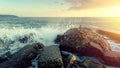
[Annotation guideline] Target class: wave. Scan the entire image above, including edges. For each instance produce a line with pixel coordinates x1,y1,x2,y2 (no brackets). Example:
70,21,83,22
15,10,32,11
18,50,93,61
0,22,120,59
0,23,79,56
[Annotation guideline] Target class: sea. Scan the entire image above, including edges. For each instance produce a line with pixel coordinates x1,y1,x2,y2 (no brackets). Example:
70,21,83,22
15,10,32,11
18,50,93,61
0,17,120,67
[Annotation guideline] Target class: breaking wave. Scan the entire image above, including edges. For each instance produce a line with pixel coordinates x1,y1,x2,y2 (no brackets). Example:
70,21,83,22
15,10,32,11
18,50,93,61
0,23,79,55
0,17,120,60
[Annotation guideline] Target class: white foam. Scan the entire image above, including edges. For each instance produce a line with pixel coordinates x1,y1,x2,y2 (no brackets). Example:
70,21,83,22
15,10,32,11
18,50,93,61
108,40,120,52
0,23,79,55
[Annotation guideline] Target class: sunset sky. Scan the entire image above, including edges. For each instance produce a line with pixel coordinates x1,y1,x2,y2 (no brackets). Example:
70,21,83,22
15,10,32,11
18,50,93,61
0,0,120,17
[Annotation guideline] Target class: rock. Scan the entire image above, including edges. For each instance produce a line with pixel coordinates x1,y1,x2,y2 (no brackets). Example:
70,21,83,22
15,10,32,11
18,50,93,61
37,46,63,68
0,39,4,49
19,33,34,43
19,36,28,43
0,51,12,63
61,51,77,68
61,51,105,68
82,60,105,68
0,43,44,68
0,39,10,63
55,28,120,67
96,29,120,42
55,35,63,44
73,60,105,68
0,57,8,63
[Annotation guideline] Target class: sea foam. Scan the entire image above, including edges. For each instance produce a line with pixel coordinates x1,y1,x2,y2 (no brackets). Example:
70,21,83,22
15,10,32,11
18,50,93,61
0,23,79,55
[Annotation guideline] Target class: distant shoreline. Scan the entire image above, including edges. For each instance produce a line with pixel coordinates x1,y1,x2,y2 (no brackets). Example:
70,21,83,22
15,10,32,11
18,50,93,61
0,15,18,18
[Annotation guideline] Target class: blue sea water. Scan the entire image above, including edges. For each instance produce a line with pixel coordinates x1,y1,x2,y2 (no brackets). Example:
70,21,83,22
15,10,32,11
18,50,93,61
0,17,120,57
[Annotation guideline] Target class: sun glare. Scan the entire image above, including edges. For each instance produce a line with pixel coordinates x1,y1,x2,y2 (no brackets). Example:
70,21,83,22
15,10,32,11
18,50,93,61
105,6,120,17
88,6,120,17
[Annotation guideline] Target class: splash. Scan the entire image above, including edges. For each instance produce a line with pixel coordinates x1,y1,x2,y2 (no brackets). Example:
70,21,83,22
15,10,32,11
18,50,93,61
0,23,79,56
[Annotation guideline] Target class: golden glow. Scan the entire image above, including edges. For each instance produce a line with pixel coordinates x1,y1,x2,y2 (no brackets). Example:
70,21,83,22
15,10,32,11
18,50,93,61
86,6,120,17
59,6,120,17
0,0,120,17
1,4,120,17
31,6,120,17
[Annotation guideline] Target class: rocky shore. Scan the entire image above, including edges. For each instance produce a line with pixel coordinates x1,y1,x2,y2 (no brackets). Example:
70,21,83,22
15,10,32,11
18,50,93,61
0,27,120,68
97,29,120,42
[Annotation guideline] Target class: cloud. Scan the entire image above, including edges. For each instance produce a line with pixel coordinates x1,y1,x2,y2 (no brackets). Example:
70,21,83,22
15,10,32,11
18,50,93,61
65,0,90,6
64,0,120,10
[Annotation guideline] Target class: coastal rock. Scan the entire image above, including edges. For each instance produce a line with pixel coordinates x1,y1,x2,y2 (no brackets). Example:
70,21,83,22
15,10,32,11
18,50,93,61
96,29,120,42
0,39,4,49
61,51,105,68
73,60,105,68
61,51,77,68
55,28,120,67
0,43,44,68
19,33,34,43
37,46,63,68
19,36,29,43
0,51,12,63
0,57,8,63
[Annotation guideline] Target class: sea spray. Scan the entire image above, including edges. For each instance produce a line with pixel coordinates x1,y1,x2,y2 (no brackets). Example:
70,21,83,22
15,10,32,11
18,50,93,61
0,17,120,68
0,23,79,56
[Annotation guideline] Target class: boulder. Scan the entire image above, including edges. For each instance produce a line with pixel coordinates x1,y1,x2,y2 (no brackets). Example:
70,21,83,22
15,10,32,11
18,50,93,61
19,36,29,43
0,43,44,68
19,33,34,43
0,57,8,63
61,51,105,68
55,28,120,67
73,60,105,68
37,46,63,68
0,51,12,63
61,51,77,68
96,29,120,42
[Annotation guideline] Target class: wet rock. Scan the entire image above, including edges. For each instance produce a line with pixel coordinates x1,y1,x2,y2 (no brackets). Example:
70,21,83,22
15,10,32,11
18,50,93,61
19,36,28,43
73,60,105,68
37,46,63,68
0,51,12,63
61,51,77,68
0,43,44,68
55,28,120,67
96,29,120,42
61,51,105,68
55,35,63,44
0,57,8,63
0,39,4,49
19,33,34,43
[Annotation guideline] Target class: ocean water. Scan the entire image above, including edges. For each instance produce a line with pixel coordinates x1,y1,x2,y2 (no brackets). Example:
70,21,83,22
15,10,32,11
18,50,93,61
0,17,120,56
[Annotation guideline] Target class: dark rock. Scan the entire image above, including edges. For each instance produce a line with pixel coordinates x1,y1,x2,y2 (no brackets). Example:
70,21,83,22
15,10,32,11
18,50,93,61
0,38,4,49
19,33,34,43
55,28,120,67
55,35,63,44
0,39,11,63
37,46,63,68
0,51,12,63
61,51,105,68
96,29,120,42
0,57,8,63
73,60,105,68
0,43,44,68
19,36,29,43
61,51,77,68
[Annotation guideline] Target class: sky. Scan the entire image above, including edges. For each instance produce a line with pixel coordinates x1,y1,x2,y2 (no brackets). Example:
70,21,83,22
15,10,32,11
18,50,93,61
0,0,120,17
